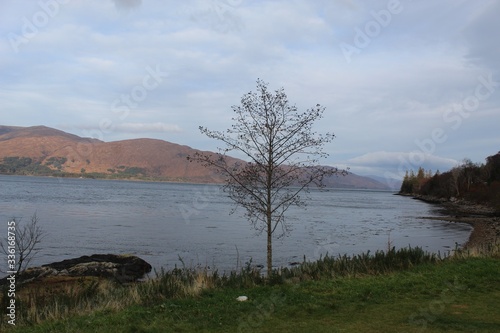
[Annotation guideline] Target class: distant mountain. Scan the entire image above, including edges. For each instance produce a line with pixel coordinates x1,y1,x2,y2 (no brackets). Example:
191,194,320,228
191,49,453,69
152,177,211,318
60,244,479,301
0,125,224,183
323,171,392,190
366,175,402,191
0,125,390,189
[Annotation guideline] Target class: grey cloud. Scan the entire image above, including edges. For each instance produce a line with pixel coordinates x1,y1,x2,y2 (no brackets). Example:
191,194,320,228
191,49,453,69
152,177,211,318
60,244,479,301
112,0,142,11
463,1,500,74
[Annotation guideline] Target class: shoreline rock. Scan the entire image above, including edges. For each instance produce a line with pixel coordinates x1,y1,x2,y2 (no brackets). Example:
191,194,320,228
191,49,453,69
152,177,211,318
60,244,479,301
0,254,152,285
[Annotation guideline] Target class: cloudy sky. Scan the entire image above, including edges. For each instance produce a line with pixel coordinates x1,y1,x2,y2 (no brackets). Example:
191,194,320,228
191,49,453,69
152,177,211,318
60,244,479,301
0,0,498,180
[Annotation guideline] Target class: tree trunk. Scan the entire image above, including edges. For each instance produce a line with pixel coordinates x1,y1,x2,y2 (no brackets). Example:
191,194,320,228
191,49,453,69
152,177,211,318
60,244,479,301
266,211,272,277
266,142,273,277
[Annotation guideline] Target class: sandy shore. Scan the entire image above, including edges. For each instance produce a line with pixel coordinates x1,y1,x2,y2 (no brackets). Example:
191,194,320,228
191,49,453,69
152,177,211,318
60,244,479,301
410,195,500,249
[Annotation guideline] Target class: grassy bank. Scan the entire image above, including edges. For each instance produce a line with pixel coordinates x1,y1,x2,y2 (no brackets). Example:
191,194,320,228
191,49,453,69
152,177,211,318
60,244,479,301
3,246,500,332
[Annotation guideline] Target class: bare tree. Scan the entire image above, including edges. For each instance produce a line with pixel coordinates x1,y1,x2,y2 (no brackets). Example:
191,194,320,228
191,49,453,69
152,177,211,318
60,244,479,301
189,79,344,275
1,213,45,275
461,158,480,192
450,166,462,197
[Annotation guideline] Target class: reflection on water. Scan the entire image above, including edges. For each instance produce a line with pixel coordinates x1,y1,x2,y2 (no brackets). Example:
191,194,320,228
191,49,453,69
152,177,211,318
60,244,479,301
0,175,472,272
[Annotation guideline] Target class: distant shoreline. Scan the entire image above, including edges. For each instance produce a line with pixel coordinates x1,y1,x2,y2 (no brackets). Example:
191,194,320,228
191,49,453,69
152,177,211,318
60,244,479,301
0,173,398,191
0,172,221,186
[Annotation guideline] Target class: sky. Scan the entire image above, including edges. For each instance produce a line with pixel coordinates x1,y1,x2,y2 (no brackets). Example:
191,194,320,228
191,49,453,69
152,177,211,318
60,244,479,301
0,0,499,182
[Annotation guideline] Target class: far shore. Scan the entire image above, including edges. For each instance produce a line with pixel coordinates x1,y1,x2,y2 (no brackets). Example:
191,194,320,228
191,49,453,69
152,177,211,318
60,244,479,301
0,172,222,186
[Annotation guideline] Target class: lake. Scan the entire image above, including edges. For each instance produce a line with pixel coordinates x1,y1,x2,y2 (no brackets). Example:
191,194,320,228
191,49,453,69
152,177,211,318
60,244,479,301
0,175,472,274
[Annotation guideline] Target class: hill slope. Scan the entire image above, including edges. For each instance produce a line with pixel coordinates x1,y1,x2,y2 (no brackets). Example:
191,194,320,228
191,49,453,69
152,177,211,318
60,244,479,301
0,125,390,189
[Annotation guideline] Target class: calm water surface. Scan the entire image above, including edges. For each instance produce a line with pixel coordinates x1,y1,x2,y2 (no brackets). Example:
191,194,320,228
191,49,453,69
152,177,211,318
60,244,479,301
0,175,472,273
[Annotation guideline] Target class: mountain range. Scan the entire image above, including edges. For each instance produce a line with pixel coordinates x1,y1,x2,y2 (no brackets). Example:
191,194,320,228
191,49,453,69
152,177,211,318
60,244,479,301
0,125,393,190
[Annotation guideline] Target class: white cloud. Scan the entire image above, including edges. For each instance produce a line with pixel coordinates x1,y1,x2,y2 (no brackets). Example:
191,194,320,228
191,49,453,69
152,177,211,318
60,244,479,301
344,151,459,179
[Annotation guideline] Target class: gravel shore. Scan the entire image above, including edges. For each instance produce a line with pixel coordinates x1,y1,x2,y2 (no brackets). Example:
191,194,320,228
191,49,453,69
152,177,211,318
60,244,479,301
409,195,500,249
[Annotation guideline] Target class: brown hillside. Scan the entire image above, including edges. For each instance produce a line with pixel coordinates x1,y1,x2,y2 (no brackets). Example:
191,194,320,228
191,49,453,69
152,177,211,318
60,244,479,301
0,125,23,136
0,126,224,182
0,125,390,189
79,138,225,182
0,125,91,142
0,125,98,158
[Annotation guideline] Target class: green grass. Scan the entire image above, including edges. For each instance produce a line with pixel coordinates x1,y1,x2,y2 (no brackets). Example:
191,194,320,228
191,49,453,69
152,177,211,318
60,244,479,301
5,255,500,333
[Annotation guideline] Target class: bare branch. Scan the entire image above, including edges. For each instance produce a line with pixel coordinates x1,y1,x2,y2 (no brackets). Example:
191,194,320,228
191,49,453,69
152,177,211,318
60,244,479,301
0,213,45,275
